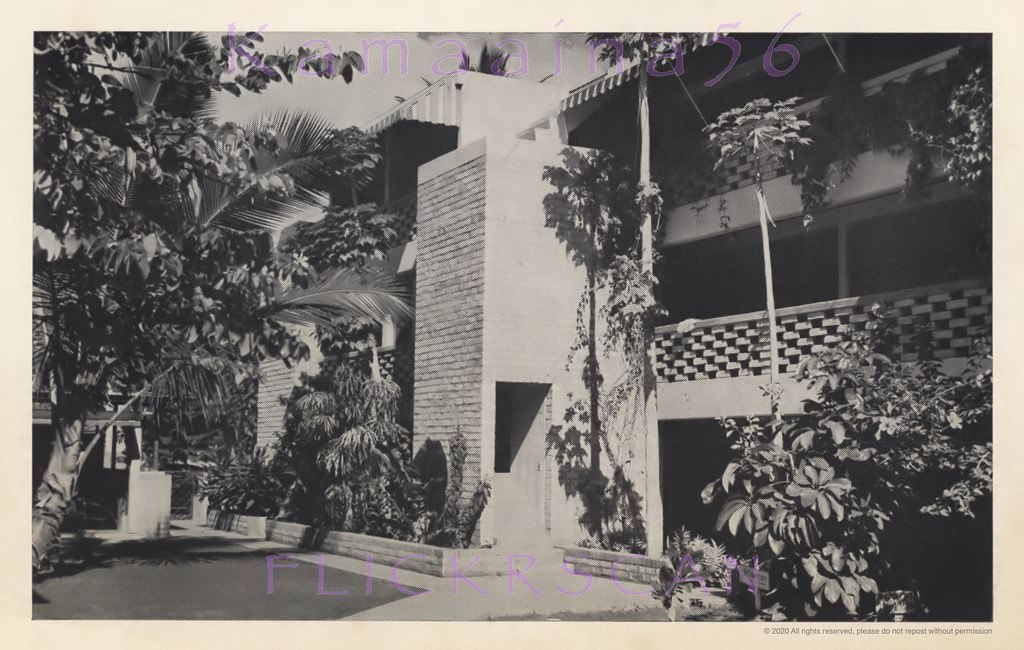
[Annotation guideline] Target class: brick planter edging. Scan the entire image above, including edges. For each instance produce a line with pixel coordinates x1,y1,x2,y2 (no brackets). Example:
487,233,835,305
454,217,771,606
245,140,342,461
316,530,519,577
211,514,537,578
558,546,662,586
266,520,314,547
205,508,267,538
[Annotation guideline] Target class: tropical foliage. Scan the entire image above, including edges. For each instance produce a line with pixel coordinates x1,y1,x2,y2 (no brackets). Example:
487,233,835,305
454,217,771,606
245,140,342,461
790,39,991,214
274,363,412,534
703,97,812,422
415,427,492,549
459,44,510,76
268,361,490,547
705,309,992,618
200,447,286,517
32,30,409,570
657,527,731,606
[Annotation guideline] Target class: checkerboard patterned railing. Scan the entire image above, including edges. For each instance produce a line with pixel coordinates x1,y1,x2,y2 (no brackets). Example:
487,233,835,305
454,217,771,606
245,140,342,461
319,343,412,388
676,151,790,206
654,280,992,383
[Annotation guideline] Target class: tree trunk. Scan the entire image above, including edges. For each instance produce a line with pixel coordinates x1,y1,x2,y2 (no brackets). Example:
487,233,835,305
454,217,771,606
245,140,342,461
756,185,782,425
33,411,85,571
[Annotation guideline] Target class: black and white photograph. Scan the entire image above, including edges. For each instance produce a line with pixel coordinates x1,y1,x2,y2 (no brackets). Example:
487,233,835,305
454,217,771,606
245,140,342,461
15,2,1012,637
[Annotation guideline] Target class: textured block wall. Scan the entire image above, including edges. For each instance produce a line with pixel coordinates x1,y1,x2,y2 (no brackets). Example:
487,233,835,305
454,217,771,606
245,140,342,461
655,279,992,383
413,152,488,488
255,358,299,451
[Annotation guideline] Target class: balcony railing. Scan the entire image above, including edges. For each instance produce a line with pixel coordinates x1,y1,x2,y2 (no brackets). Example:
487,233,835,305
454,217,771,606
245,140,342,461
667,47,961,210
654,279,991,383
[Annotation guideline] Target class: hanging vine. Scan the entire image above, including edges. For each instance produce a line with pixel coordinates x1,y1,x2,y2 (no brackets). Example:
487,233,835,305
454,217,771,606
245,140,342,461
790,37,991,218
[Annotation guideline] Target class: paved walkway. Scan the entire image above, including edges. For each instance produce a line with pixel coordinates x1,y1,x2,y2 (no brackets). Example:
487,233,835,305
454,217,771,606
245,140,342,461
33,523,669,621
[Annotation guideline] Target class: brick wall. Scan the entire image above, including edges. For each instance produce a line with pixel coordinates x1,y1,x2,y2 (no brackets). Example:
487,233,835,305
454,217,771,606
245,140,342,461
256,325,323,452
413,150,488,489
256,358,299,451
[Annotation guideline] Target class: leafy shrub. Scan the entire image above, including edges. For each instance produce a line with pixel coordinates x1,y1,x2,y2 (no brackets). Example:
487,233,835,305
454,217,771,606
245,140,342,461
654,527,732,608
273,363,414,535
410,427,491,549
199,447,285,517
272,361,492,547
706,308,992,619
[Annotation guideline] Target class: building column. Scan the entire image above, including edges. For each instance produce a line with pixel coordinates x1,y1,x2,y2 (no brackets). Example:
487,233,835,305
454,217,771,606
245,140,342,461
837,222,850,299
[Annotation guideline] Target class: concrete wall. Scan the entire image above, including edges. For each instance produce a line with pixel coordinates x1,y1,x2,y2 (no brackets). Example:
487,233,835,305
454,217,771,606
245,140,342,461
661,150,948,246
455,73,564,146
415,135,649,548
125,469,171,537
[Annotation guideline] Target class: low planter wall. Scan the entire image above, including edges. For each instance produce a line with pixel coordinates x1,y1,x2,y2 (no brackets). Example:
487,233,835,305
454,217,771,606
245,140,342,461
207,512,563,578
315,530,519,577
206,508,267,538
558,546,662,585
266,520,314,547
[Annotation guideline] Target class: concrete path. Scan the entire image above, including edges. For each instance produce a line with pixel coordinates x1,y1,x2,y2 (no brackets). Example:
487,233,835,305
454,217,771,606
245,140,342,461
33,522,669,621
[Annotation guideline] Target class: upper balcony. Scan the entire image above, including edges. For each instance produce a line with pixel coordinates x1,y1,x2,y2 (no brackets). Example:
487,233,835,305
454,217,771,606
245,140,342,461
659,46,963,247
654,278,991,385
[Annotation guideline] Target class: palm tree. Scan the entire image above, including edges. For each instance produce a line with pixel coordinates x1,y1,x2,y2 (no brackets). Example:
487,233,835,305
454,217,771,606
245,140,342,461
459,43,510,76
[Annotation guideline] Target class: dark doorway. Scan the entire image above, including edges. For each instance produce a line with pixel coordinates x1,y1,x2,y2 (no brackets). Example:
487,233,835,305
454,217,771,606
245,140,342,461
659,419,739,551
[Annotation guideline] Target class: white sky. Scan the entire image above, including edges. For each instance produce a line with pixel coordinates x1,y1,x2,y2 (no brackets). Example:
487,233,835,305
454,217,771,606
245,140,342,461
213,32,607,128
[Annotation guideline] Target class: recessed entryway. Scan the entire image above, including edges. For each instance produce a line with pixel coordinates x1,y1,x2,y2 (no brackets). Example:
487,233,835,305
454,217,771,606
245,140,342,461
492,382,550,546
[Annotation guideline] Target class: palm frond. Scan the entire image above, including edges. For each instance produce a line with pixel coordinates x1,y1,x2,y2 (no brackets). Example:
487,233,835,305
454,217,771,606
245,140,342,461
271,266,413,329
146,351,239,427
246,111,344,175
191,111,375,234
192,176,331,234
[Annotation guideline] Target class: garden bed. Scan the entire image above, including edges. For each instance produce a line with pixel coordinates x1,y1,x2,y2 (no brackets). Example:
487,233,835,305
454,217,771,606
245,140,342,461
206,512,535,577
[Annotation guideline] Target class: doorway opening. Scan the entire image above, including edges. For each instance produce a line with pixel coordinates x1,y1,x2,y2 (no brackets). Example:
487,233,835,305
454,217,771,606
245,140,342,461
659,419,742,552
492,382,550,544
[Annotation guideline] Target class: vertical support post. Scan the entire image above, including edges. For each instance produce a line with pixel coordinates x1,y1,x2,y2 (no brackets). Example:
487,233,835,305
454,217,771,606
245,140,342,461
639,72,664,558
454,82,464,147
383,128,392,204
837,222,850,299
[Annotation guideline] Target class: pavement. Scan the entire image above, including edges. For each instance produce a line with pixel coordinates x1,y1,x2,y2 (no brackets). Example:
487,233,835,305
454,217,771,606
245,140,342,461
32,521,670,621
